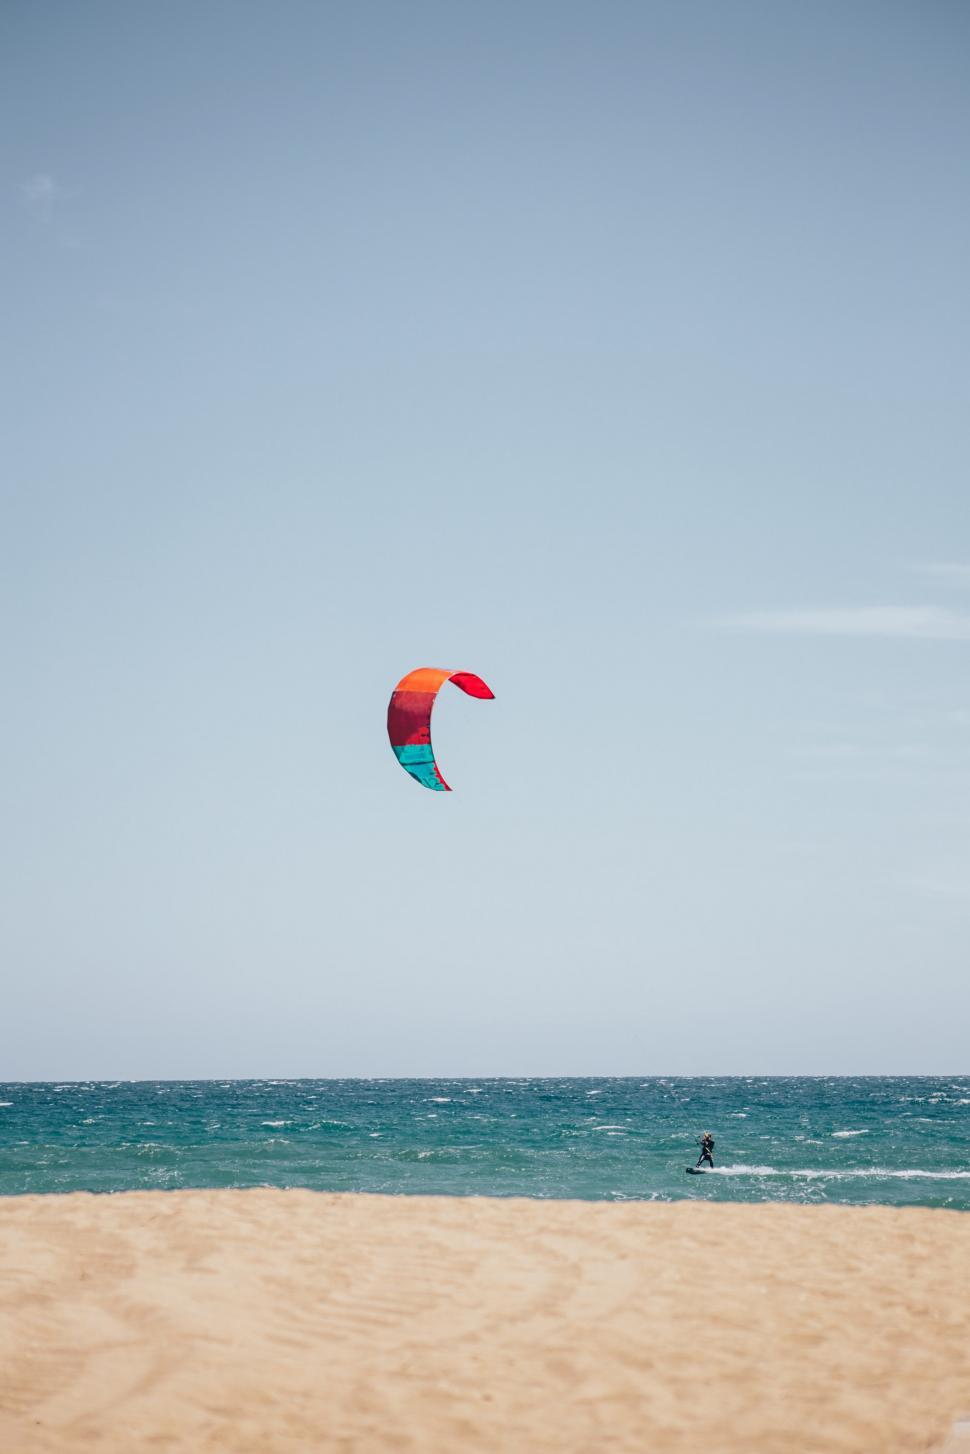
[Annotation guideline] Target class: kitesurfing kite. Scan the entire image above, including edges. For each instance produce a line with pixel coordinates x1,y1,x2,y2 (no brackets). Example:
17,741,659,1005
387,667,494,791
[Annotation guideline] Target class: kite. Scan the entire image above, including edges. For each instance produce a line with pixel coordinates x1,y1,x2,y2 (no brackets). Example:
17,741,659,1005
387,667,494,791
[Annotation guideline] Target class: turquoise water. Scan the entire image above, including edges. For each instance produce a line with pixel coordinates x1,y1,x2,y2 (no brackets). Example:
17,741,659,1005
1,1078,968,1205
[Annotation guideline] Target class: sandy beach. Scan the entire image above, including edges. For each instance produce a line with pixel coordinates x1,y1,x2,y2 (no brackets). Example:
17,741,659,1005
0,1192,968,1452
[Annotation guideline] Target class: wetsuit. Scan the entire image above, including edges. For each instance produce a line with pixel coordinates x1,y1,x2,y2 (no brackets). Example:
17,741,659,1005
695,1136,715,1168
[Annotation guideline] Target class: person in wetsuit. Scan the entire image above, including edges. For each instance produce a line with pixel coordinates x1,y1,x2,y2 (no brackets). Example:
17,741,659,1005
695,1131,715,1168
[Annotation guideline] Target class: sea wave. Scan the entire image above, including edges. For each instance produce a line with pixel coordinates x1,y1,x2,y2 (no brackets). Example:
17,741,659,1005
708,1164,970,1181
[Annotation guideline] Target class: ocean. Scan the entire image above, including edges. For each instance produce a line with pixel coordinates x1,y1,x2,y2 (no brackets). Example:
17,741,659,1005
1,1077,968,1206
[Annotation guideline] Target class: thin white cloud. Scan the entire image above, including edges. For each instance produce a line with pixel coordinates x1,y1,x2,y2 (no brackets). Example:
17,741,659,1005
19,173,81,248
21,172,68,214
789,742,861,761
907,864,970,903
908,561,970,588
717,607,970,640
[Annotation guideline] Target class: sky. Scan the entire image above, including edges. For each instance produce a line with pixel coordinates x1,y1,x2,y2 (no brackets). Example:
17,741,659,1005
2,1,969,1078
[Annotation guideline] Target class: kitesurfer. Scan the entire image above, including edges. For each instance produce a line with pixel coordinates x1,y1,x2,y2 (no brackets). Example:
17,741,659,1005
695,1131,715,1169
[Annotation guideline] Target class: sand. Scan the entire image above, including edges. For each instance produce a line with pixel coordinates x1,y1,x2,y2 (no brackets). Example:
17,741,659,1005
1,1191,969,1453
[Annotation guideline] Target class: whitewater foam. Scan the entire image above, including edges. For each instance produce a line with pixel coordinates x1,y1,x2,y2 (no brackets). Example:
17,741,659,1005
708,1164,970,1181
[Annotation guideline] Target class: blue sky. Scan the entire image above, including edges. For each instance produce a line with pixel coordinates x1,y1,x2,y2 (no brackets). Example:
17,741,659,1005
2,1,969,1077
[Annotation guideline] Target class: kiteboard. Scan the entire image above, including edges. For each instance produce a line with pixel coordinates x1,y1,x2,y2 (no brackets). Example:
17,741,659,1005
685,1166,708,1175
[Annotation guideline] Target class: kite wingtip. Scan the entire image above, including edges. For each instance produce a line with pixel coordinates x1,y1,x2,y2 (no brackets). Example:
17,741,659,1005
449,671,495,700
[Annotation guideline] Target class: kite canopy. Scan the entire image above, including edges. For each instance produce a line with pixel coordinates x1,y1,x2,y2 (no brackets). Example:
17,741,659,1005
387,667,494,791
